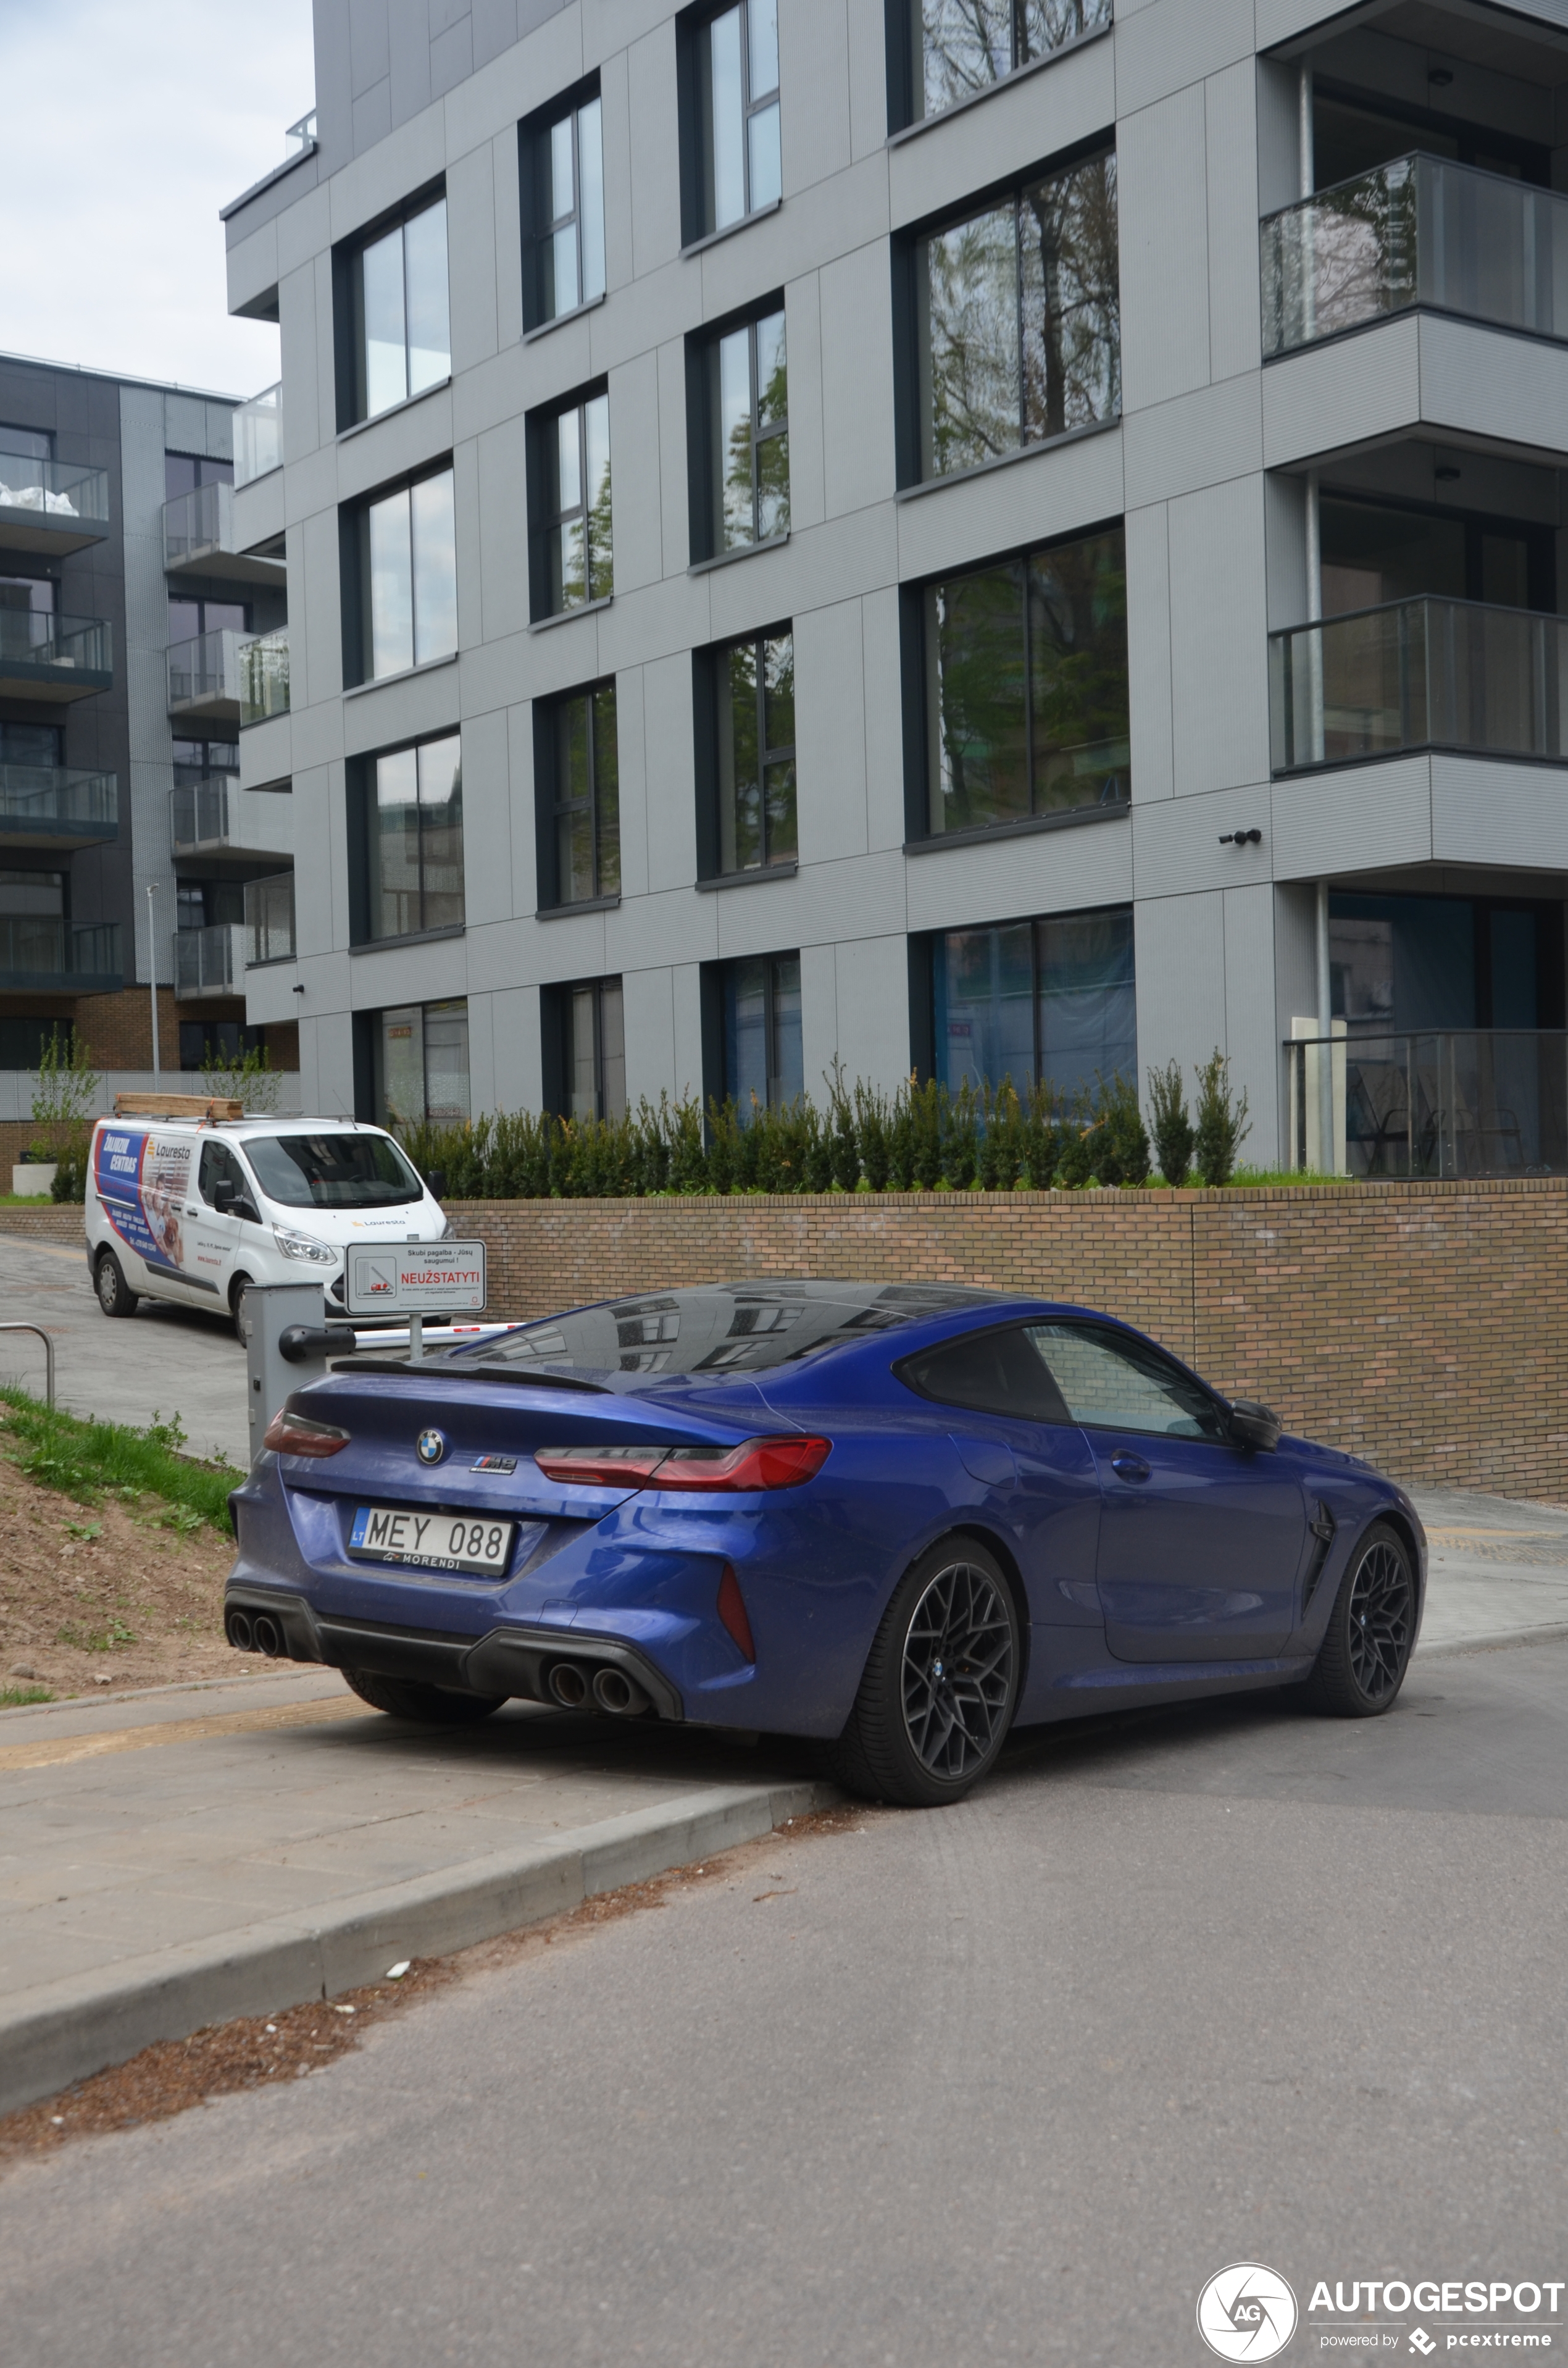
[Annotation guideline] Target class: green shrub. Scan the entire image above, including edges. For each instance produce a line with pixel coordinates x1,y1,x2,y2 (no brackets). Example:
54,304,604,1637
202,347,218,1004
1194,1049,1251,1186
1095,1073,1151,1188
1147,1059,1195,1187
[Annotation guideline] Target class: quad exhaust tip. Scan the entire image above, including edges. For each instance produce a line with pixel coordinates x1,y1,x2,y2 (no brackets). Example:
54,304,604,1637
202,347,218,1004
225,1608,254,1651
546,1660,651,1717
225,1607,283,1657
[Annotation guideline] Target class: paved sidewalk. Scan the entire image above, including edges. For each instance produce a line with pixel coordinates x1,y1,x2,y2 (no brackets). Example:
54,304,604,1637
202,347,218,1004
1409,1486,1568,1649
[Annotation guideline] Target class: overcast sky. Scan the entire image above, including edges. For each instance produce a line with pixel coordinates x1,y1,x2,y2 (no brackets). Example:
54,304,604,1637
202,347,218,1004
0,0,317,396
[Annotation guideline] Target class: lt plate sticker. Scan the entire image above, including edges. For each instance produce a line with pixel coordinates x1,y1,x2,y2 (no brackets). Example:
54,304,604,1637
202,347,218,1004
349,1505,514,1575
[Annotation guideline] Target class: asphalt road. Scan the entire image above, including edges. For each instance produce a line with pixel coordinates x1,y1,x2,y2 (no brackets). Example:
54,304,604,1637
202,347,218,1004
3,1634,1564,2368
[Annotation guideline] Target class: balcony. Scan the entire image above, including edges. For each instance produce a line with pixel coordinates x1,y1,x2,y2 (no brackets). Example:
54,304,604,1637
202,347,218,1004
170,777,291,863
239,629,289,726
0,609,112,701
233,383,281,488
0,764,117,850
162,481,286,586
1269,596,1568,773
1263,154,1568,362
1287,1029,1568,1179
167,628,242,721
244,871,295,966
0,918,120,992
173,921,247,999
0,455,109,554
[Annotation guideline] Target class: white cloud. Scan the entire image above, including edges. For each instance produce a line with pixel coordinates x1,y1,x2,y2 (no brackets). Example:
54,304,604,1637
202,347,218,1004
0,0,316,395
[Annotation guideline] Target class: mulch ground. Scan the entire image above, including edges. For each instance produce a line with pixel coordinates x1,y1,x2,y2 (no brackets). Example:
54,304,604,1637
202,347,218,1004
0,1423,238,1697
0,1804,875,2166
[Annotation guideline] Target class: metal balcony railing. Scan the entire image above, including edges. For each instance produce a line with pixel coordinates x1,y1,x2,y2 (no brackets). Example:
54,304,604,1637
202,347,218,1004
1269,595,1568,772
234,383,281,486
1262,153,1568,360
1287,1029,1568,1178
244,871,295,966
0,453,110,526
173,921,247,997
0,918,120,987
239,629,289,726
0,764,117,842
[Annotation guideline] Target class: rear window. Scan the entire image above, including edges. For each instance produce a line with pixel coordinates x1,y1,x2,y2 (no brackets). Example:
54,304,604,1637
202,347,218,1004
244,1132,424,1210
454,1282,1004,1379
898,1326,1070,1425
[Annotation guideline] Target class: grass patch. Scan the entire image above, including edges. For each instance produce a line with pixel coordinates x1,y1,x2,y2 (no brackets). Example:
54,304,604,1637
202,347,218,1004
0,1387,236,1536
0,1684,54,1707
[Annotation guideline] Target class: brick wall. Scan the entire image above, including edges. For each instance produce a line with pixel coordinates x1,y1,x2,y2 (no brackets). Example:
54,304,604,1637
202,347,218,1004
439,1183,1568,1499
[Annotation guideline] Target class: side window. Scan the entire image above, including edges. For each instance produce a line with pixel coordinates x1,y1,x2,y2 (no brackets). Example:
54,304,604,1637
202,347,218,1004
199,1142,256,1216
899,1324,1070,1425
1028,1323,1225,1441
198,1141,227,1203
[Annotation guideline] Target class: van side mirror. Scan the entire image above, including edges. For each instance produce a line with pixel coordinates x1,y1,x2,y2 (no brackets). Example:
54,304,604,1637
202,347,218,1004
212,1178,236,1212
426,1169,446,1200
1227,1397,1282,1453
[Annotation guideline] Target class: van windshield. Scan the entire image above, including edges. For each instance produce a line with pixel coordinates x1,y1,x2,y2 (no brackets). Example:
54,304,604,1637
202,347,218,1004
244,1132,424,1210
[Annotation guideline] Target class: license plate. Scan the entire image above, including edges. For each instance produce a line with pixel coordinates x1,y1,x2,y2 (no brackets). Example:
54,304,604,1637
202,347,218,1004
348,1505,514,1576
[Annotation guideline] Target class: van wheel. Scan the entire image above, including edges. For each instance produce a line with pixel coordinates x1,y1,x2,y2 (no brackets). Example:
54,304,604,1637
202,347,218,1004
95,1250,139,1319
230,1274,253,1342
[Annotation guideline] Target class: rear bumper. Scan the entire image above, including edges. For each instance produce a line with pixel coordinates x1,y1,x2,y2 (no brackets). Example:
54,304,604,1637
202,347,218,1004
222,1580,684,1719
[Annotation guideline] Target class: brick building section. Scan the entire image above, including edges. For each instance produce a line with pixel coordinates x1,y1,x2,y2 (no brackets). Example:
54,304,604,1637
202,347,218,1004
446,1181,1568,1498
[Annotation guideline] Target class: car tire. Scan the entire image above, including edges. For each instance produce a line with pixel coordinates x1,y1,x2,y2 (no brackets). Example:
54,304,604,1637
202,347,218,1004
340,1667,506,1724
1303,1519,1417,1718
94,1250,139,1319
832,1536,1022,1808
230,1274,253,1343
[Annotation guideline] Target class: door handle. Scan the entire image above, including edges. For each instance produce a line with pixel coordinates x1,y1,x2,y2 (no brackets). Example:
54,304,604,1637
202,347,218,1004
1110,1453,1150,1484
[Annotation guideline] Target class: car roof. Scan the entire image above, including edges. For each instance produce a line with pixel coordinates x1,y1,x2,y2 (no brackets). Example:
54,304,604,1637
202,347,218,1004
96,1115,390,1138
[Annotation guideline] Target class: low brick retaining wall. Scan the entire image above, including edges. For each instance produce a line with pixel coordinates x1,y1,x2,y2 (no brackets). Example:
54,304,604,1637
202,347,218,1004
445,1182,1567,1500
0,1208,85,1247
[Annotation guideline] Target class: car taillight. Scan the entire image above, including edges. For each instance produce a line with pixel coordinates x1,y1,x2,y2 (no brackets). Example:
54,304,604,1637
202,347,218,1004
263,1408,351,1457
533,1436,830,1492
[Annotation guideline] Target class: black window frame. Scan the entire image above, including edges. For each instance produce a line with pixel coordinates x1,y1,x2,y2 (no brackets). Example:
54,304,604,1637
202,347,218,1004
519,76,606,332
338,457,458,689
677,0,783,247
693,623,796,881
685,294,789,561
702,948,803,1108
533,679,621,912
332,178,451,432
885,0,1114,137
527,383,614,621
914,900,1136,1094
541,974,627,1121
346,729,465,949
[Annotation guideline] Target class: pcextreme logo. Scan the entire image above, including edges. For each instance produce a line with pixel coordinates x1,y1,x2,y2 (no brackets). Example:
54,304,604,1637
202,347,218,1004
1198,2264,1300,2361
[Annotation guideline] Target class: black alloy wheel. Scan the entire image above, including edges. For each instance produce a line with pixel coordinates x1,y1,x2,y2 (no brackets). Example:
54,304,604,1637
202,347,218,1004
833,1538,1021,1807
95,1249,138,1318
1304,1520,1416,1717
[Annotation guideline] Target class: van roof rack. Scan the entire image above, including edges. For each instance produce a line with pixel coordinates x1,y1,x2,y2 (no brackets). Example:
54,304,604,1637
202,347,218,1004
112,1094,246,1123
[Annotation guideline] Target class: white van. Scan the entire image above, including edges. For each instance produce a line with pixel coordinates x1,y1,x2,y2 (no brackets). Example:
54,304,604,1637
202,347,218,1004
85,1107,451,1336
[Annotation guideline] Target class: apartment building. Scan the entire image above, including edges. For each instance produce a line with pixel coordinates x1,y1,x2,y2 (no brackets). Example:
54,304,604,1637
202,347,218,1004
220,0,1568,1175
0,348,298,1166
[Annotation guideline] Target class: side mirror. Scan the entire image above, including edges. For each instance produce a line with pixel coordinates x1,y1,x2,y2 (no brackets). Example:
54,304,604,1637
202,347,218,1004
212,1178,236,1212
426,1168,446,1201
1227,1397,1283,1453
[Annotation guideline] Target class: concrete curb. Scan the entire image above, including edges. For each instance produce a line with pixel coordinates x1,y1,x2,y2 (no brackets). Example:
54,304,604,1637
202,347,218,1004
1415,1622,1568,1659
0,1776,838,2119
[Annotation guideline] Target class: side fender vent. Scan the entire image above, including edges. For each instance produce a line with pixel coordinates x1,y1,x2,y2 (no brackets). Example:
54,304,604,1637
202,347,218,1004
1301,1500,1337,1614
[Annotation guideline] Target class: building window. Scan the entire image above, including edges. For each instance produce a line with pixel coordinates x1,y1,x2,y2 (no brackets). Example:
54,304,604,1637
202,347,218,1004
164,452,233,499
372,998,470,1126
932,907,1135,1100
689,302,788,559
339,193,451,426
356,732,464,943
914,525,1128,839
522,85,605,328
172,735,239,785
909,148,1118,484
681,0,780,244
346,465,457,684
719,952,801,1108
699,630,796,876
546,977,627,1120
179,1018,261,1072
891,0,1112,130
530,390,612,617
168,596,249,646
537,682,619,908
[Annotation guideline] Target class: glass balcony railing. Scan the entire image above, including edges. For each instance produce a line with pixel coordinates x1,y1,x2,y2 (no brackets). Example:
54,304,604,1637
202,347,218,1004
0,918,120,985
1287,1029,1568,1178
234,383,281,487
0,609,111,694
0,764,117,842
1262,153,1568,360
239,629,289,726
174,921,246,998
167,628,240,712
170,777,235,852
286,110,317,156
1269,595,1568,772
0,453,109,527
244,870,295,966
163,480,236,567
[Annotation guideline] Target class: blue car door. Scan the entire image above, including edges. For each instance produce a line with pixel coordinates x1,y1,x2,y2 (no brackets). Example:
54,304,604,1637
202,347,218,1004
1028,1320,1307,1662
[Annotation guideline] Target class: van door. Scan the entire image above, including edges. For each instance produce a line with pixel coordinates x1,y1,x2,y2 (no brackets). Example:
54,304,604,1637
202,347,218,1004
183,1139,254,1312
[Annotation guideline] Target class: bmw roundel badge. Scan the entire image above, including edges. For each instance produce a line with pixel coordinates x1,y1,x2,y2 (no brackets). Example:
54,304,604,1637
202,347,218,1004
415,1428,447,1466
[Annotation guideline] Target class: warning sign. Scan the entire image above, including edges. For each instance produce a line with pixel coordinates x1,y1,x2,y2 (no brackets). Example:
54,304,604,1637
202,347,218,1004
344,1241,487,1315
